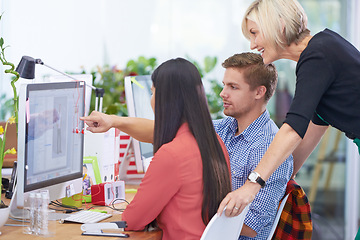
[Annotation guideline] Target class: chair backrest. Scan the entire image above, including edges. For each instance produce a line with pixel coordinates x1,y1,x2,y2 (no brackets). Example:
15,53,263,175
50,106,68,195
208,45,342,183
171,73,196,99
266,193,290,240
200,205,249,240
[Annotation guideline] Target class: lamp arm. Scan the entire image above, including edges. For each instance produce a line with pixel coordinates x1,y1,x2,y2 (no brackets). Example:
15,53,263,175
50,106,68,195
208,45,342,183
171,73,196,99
36,59,96,91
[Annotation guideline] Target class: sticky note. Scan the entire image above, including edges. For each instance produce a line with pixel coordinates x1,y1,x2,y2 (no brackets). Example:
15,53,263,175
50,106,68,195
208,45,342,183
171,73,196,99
125,188,137,193
130,77,144,89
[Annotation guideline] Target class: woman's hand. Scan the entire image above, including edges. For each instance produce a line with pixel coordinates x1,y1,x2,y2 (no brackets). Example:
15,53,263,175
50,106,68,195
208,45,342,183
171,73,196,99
217,181,260,217
80,111,113,133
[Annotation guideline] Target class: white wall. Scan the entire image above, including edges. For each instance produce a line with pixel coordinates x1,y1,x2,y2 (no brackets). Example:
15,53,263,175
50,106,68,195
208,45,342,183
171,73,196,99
0,0,252,97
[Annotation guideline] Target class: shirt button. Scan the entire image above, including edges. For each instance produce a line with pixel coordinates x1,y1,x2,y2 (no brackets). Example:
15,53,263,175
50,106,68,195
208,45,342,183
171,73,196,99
232,171,236,175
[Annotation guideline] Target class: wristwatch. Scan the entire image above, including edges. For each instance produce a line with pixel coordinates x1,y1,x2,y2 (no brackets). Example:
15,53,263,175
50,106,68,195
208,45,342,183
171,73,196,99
247,171,266,188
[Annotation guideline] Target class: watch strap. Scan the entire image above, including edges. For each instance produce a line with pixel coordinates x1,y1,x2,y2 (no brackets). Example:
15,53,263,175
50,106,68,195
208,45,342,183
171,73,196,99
255,175,265,188
248,171,266,188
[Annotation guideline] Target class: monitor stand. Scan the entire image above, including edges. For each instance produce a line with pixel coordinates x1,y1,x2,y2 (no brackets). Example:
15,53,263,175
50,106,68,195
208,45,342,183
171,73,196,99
9,187,68,221
9,187,28,219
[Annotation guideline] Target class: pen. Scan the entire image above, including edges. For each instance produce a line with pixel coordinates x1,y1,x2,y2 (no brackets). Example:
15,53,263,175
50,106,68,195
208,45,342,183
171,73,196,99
5,224,27,227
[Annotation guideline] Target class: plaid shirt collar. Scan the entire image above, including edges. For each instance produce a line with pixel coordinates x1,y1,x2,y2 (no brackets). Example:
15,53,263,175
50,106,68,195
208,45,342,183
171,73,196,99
229,109,271,142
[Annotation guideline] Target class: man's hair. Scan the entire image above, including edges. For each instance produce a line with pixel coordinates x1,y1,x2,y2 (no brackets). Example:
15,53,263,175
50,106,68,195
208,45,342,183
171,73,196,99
222,52,277,102
241,0,310,48
151,58,231,224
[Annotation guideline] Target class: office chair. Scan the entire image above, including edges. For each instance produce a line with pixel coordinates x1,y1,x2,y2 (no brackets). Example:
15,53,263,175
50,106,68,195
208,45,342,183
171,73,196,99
268,179,313,240
200,205,249,240
266,193,290,240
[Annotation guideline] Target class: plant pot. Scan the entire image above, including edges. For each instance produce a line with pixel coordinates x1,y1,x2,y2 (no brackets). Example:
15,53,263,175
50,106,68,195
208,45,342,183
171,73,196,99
0,206,10,234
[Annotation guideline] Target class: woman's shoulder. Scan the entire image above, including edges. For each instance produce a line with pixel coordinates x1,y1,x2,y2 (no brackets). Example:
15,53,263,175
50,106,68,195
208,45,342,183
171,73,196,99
156,124,198,157
307,28,350,52
300,28,359,68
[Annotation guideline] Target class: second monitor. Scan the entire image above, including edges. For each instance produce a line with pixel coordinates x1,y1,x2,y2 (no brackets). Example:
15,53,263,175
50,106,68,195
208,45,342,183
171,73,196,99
124,75,154,174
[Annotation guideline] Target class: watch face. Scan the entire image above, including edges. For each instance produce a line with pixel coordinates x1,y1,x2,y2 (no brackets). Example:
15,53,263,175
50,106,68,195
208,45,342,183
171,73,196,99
248,172,258,182
248,171,265,188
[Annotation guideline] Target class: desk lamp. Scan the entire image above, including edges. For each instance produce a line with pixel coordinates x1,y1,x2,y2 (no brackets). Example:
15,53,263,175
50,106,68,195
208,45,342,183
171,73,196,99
16,55,104,111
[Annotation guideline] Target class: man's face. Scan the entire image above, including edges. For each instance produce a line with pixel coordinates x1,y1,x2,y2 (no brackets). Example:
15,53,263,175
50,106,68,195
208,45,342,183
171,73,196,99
220,68,258,119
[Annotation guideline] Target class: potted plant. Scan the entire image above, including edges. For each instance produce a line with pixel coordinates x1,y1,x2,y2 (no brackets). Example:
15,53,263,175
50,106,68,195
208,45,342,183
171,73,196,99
187,56,224,119
89,56,157,116
0,13,19,230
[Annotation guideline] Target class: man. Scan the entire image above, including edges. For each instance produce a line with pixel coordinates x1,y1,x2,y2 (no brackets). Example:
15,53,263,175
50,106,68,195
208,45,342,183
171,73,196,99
214,53,292,239
81,53,293,239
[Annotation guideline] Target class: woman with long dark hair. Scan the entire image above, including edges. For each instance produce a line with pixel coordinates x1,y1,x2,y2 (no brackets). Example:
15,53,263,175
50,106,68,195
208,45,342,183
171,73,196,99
82,58,231,239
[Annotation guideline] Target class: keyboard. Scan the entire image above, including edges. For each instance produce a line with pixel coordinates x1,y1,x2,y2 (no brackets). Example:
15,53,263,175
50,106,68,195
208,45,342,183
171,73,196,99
60,210,112,224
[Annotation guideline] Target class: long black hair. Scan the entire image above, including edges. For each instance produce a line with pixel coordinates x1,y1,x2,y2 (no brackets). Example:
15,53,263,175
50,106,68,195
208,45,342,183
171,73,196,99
151,58,231,224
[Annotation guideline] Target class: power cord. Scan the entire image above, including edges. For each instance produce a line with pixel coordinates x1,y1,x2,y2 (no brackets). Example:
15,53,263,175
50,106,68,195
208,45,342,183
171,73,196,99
49,200,83,213
85,198,130,212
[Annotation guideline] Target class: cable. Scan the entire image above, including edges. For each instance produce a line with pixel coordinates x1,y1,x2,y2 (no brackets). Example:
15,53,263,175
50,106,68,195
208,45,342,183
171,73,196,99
8,217,30,223
110,198,130,212
83,198,129,212
49,200,83,212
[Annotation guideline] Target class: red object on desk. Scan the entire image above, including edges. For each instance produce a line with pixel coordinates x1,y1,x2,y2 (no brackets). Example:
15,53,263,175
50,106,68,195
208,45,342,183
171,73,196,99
91,183,112,206
91,181,125,206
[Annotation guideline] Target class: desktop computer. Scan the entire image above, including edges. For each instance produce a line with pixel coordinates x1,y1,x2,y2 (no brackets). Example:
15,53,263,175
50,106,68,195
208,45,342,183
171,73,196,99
10,81,85,219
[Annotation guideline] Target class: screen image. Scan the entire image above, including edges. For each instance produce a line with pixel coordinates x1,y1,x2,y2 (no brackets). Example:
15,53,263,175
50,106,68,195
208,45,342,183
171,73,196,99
11,80,86,219
24,82,84,192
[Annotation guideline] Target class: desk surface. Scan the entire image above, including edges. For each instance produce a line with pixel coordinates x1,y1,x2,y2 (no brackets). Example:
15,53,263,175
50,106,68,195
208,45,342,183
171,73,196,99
0,185,162,240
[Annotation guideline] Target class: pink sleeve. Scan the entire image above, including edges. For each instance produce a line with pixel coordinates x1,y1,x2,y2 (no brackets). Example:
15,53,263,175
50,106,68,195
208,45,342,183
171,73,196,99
122,147,180,230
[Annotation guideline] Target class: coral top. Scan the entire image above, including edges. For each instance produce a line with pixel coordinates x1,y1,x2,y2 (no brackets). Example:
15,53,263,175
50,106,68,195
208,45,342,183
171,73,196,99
122,123,230,240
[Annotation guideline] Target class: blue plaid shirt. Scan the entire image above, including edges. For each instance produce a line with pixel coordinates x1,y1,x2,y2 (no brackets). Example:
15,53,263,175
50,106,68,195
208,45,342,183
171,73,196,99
213,110,293,240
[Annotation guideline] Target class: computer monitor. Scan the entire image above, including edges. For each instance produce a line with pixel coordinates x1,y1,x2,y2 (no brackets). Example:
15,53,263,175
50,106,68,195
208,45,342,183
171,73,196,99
10,81,85,218
44,74,93,116
124,75,154,173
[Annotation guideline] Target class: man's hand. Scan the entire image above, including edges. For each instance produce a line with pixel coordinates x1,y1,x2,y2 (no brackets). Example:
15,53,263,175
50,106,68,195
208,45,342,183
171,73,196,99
80,111,113,133
217,181,261,217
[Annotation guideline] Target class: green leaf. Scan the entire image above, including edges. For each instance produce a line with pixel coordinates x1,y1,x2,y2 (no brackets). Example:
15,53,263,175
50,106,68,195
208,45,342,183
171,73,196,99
104,103,120,115
204,56,217,73
0,137,4,164
0,37,4,48
118,104,128,116
148,58,157,68
126,60,136,68
138,56,146,63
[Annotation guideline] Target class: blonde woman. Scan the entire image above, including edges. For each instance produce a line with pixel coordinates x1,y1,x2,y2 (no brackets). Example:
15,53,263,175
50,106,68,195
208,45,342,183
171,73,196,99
218,0,360,218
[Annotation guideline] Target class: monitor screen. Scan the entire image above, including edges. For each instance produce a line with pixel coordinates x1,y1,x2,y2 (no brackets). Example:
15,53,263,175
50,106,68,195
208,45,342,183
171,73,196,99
14,81,85,211
44,74,93,117
124,75,154,173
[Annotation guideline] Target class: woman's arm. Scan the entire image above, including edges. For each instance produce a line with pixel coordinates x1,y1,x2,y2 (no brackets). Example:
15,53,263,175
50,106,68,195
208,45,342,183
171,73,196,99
80,111,155,143
217,123,301,216
254,123,301,179
292,121,328,177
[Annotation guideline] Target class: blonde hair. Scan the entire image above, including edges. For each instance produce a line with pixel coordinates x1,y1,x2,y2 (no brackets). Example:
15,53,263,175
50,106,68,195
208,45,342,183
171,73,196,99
241,0,310,48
